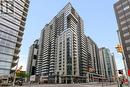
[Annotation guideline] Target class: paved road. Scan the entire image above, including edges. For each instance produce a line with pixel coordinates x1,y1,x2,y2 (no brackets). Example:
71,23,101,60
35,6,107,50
11,83,119,87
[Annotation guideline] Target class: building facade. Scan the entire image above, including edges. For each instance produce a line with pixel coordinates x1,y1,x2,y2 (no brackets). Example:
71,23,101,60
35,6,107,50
111,53,117,81
85,36,101,74
56,29,80,83
27,39,39,76
36,3,88,83
114,0,130,73
25,2,118,83
0,0,29,75
85,36,101,82
99,48,116,81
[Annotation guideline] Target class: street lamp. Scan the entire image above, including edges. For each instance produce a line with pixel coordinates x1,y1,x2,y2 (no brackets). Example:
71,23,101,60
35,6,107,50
115,44,130,87
117,30,130,87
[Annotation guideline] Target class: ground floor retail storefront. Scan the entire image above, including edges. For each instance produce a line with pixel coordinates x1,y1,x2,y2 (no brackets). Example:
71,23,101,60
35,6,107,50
39,73,108,84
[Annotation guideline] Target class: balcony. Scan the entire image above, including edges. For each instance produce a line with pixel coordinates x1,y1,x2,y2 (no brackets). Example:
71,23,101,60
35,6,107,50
13,54,19,60
16,42,22,48
14,47,20,54
19,26,24,31
17,36,23,42
18,30,24,37
11,60,17,68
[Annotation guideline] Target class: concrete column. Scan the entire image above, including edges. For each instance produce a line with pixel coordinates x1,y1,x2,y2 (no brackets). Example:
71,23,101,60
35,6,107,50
66,77,67,84
59,76,61,83
55,76,57,83
71,76,73,83
87,72,89,83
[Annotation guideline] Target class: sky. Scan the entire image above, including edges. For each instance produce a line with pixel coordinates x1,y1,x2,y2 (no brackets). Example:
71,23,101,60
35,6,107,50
19,0,125,71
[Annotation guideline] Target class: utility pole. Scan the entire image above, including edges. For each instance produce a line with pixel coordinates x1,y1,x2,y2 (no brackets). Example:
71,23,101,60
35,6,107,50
117,30,130,87
115,44,130,87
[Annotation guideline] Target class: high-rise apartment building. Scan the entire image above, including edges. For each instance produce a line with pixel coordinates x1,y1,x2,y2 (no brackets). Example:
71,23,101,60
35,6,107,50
111,53,117,80
0,0,29,75
27,39,39,75
99,48,116,81
114,0,130,74
85,37,101,82
26,2,117,83
85,36,101,81
36,3,88,83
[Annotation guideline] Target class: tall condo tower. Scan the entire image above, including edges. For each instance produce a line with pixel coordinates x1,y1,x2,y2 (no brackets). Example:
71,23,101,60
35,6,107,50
0,0,29,75
36,3,87,83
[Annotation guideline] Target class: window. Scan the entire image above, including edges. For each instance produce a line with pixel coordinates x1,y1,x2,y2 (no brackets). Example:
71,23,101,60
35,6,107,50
0,46,14,55
125,39,130,43
0,54,13,62
123,5,129,11
120,20,126,25
0,38,16,48
124,32,129,37
116,4,121,9
0,62,11,69
0,0,14,14
127,18,130,22
122,1,128,5
118,10,123,14
122,26,128,31
125,12,130,16
0,69,10,75
127,47,130,51
128,55,130,59
0,31,17,42
0,24,18,36
0,18,20,30
119,15,125,19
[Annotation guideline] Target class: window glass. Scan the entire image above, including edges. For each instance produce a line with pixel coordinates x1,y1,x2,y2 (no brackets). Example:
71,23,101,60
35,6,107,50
0,54,13,62
124,32,129,37
116,4,121,9
122,26,128,31
0,38,16,48
125,39,130,43
0,69,10,75
0,46,14,55
127,47,130,51
120,20,126,25
0,31,17,42
123,5,129,11
0,62,11,69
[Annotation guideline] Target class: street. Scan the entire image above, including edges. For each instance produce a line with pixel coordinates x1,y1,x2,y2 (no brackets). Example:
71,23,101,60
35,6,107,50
11,83,119,87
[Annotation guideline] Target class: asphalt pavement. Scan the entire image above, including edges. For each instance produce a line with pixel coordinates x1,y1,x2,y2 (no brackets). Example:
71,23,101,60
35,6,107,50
10,83,119,87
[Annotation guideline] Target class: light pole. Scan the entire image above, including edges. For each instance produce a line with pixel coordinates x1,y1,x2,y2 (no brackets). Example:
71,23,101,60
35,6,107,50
115,44,130,87
117,30,130,87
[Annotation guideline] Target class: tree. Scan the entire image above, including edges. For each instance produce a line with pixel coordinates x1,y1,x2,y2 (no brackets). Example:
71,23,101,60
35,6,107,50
16,71,30,78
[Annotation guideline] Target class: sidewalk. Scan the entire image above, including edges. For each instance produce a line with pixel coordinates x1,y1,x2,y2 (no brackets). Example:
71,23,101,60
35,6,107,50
81,83,118,87
9,82,119,87
122,84,128,87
